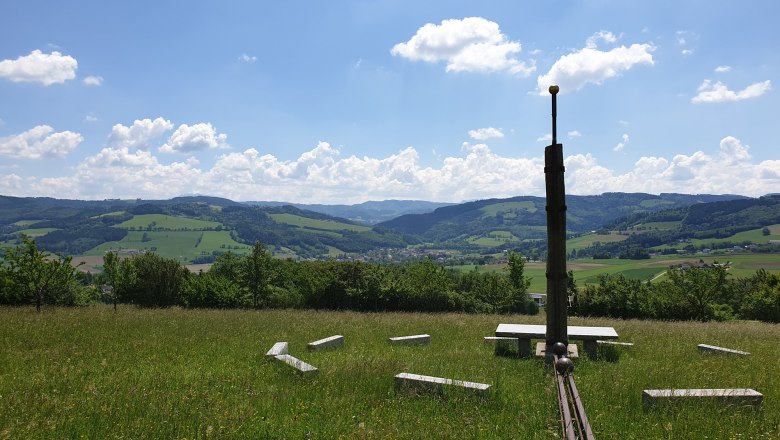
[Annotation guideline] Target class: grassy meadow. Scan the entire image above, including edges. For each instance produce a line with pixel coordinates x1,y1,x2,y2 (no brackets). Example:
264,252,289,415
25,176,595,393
1,306,778,439
269,213,371,232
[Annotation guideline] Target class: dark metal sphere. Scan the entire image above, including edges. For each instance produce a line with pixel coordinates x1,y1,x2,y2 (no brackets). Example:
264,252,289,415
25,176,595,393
549,84,560,95
552,342,567,356
555,356,574,375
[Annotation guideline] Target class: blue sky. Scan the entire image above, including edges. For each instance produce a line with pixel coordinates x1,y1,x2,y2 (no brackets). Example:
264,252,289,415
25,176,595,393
0,1,777,203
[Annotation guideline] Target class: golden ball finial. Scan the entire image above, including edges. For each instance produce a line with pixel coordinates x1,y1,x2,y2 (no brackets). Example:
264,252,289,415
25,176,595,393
549,85,560,95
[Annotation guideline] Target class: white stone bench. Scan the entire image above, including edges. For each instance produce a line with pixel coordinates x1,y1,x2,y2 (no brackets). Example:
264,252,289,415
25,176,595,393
597,340,633,347
698,344,750,356
307,335,344,351
389,334,430,345
274,354,318,374
394,372,490,396
265,341,289,360
643,389,762,407
495,324,618,359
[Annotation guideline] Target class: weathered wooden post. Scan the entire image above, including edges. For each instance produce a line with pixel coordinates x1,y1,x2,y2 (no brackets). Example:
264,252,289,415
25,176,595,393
545,85,568,347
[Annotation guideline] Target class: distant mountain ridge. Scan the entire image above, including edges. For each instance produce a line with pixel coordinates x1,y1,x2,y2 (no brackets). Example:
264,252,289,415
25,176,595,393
244,199,454,224
1,192,771,261
376,193,749,241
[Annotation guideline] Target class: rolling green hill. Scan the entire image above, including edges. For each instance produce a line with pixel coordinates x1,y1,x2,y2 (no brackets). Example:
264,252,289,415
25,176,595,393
0,196,409,261
1,193,776,263
377,193,748,250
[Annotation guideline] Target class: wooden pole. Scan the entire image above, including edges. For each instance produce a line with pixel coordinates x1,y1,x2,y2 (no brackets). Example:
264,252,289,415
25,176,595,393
545,85,568,346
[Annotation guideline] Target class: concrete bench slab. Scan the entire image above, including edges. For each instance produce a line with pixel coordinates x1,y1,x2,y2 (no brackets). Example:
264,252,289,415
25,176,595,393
496,323,618,359
389,334,430,345
597,340,634,347
265,341,289,360
394,372,490,396
484,336,516,344
307,335,344,351
698,344,750,356
535,342,578,358
643,388,762,407
274,354,318,374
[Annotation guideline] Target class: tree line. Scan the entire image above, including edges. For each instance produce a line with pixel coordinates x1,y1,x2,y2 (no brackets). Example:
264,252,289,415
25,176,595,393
1,237,538,315
3,236,778,323
571,267,780,323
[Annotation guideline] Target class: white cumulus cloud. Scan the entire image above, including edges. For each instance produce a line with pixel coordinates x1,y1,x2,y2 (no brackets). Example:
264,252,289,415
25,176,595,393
7,136,779,202
714,65,731,73
585,31,618,49
613,133,629,152
159,123,229,154
536,42,654,95
568,131,582,139
468,127,504,140
537,133,552,143
83,75,103,86
0,125,82,159
107,117,174,150
0,50,78,86
692,80,771,103
391,17,535,75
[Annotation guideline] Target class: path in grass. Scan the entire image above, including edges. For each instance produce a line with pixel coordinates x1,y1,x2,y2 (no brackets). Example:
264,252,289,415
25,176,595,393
0,307,777,438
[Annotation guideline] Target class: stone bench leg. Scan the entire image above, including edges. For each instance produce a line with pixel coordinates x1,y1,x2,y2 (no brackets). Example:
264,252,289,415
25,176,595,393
518,338,532,358
584,340,598,359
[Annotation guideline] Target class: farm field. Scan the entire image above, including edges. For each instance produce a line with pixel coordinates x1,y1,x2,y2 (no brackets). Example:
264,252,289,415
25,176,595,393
16,227,59,237
84,230,251,262
0,306,776,439
116,214,221,230
479,201,537,216
567,233,629,252
269,213,371,232
451,253,780,293
651,224,780,250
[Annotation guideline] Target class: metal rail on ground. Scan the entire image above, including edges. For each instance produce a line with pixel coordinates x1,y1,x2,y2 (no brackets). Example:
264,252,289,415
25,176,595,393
554,354,594,440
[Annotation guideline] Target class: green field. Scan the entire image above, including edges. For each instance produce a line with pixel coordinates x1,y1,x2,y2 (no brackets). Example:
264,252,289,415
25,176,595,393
11,220,43,227
689,224,780,247
117,214,221,230
651,225,780,250
0,306,777,438
567,233,628,252
451,253,780,293
16,227,59,237
92,211,127,218
269,213,371,232
630,220,682,231
85,230,251,262
480,201,537,217
467,231,521,247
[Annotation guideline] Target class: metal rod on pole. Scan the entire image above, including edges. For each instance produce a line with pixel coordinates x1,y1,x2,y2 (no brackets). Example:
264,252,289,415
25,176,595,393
551,87,557,145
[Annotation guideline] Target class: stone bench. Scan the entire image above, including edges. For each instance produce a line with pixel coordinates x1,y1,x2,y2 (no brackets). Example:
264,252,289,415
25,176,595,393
495,324,619,359
307,335,344,351
698,344,750,356
597,340,634,347
274,354,318,374
265,341,289,360
394,372,490,396
389,334,430,345
643,388,762,408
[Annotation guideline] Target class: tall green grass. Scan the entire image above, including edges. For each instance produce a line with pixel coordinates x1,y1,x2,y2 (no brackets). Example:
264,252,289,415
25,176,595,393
0,307,777,439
